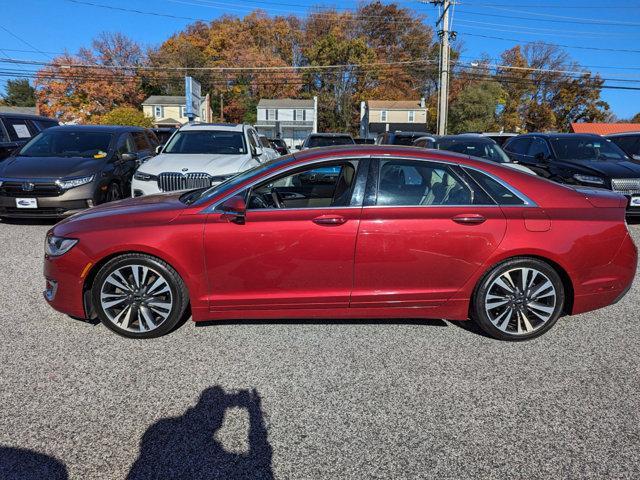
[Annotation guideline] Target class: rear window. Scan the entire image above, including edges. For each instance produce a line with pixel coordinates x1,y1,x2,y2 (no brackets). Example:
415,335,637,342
465,168,525,205
306,136,354,148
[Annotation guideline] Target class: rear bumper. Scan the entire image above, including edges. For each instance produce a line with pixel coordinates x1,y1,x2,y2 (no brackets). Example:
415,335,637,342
572,231,637,315
43,246,92,319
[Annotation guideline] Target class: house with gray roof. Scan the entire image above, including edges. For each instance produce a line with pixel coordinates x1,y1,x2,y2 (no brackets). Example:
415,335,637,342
255,97,318,148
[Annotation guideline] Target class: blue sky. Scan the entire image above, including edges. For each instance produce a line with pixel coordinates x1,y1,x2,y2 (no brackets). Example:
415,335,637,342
2,0,639,119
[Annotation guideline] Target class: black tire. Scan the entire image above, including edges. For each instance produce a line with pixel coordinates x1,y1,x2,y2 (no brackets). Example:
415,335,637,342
91,253,189,338
103,182,121,204
471,257,565,341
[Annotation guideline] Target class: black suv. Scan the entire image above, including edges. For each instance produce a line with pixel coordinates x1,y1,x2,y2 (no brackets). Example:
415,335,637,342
0,112,59,160
0,125,156,219
300,133,355,149
503,133,640,214
606,132,640,161
376,131,430,146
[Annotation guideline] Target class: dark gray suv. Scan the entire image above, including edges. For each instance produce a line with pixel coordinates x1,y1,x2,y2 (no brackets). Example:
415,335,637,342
0,125,156,219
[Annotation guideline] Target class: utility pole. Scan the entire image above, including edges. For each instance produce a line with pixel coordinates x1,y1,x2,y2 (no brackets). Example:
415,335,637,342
428,0,456,136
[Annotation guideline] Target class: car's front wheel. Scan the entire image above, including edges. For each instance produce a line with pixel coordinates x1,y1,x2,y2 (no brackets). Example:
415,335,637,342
92,254,189,338
472,258,565,341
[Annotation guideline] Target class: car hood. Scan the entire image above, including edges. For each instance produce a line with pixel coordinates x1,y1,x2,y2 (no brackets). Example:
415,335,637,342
562,159,640,178
139,153,251,176
0,155,102,179
53,192,187,236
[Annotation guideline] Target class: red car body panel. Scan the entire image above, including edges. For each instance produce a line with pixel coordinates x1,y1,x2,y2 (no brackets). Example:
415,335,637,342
43,146,637,325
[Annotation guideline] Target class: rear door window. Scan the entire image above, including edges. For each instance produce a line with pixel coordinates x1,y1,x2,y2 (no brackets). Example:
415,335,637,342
465,168,526,205
375,159,490,206
527,138,552,162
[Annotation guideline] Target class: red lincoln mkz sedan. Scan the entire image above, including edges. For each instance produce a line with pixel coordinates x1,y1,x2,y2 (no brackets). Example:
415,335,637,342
44,145,637,340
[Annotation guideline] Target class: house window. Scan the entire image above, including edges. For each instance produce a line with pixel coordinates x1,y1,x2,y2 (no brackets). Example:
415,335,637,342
408,111,415,122
294,109,305,121
154,106,163,118
380,110,388,122
267,109,277,121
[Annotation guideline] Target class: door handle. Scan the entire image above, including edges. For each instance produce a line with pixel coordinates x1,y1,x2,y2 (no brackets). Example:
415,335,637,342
452,213,486,225
312,215,347,226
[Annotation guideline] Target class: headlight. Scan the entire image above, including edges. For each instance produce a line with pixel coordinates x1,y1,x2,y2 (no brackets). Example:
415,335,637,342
134,171,158,181
56,175,94,190
573,174,605,185
45,235,78,257
210,175,233,185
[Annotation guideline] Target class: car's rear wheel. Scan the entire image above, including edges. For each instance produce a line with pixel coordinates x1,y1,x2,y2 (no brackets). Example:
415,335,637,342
92,254,188,338
104,183,121,203
472,258,565,341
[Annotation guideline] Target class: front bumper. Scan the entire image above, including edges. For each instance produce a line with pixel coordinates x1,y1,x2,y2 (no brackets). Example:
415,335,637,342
0,182,96,218
43,245,92,319
131,177,162,197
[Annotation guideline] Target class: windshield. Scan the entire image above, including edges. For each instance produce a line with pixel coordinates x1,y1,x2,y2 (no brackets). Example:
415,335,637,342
550,137,628,161
306,136,354,148
392,135,422,146
434,138,511,163
164,130,247,155
19,130,113,158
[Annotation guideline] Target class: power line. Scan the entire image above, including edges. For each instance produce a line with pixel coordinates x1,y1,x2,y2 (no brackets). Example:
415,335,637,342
459,9,640,27
458,32,640,54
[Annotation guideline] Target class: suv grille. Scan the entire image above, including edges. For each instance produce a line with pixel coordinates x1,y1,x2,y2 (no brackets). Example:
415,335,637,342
611,178,640,195
0,181,62,197
157,172,212,192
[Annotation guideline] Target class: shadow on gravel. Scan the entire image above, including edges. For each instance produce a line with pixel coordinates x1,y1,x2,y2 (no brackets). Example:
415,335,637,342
0,218,59,226
0,445,68,480
127,386,273,480
196,318,448,328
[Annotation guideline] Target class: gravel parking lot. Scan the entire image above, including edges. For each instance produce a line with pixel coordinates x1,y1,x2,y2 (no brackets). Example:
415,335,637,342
0,219,638,480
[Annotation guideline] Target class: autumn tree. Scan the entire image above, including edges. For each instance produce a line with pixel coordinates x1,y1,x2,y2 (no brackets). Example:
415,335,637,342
36,33,146,123
99,106,154,127
1,79,36,107
496,43,610,132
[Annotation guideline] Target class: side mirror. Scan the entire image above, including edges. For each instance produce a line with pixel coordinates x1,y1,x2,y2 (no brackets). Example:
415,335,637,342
121,152,138,162
155,145,163,154
218,195,246,224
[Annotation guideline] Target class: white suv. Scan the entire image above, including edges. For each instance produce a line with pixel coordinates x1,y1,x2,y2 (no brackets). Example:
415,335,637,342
132,123,271,196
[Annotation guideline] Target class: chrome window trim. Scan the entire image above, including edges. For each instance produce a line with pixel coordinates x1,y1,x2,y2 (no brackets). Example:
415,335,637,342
203,153,537,213
462,165,538,207
204,155,371,213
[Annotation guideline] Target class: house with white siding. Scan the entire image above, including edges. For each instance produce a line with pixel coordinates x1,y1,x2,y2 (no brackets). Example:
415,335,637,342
255,97,318,148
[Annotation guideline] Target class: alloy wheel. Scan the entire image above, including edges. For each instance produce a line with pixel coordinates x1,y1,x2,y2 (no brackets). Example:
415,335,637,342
484,267,557,336
99,264,173,333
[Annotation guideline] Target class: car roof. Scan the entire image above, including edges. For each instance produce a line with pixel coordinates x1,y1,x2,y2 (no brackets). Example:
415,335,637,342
518,132,603,138
46,125,146,133
605,132,640,138
438,134,495,142
180,123,244,132
0,112,58,121
308,132,353,137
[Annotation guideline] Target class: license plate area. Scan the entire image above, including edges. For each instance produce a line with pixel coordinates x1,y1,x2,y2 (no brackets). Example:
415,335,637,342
15,198,38,209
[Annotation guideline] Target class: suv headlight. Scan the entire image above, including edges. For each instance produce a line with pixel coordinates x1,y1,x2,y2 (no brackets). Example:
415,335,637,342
45,235,78,257
573,174,605,185
56,175,95,190
134,171,158,182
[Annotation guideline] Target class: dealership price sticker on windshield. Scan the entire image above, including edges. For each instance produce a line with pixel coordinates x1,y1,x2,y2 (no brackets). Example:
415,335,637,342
12,124,31,138
15,198,37,209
